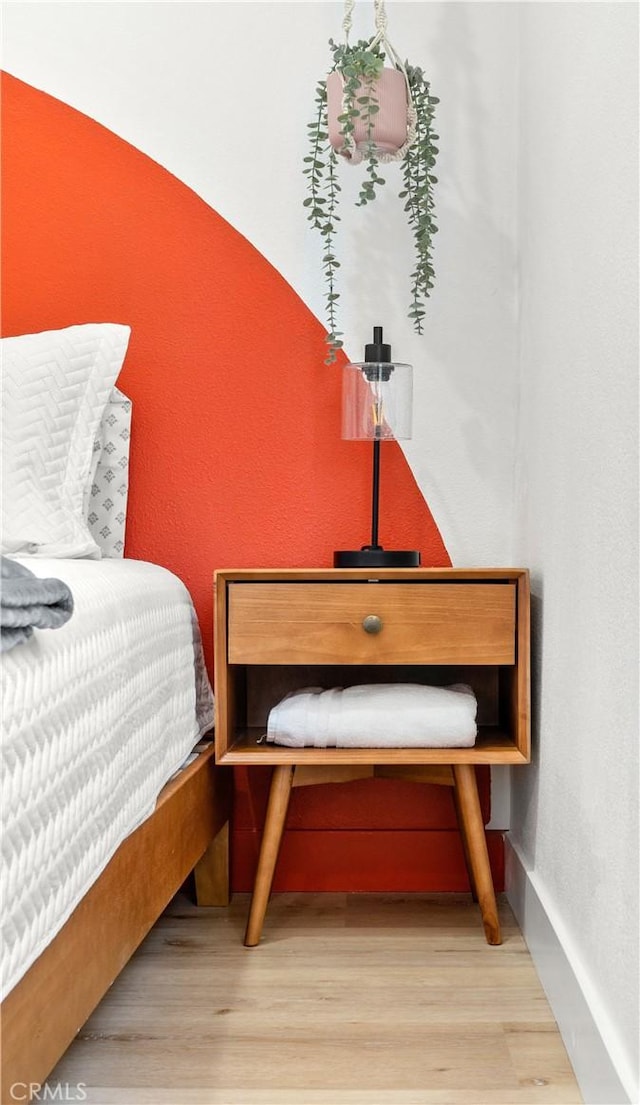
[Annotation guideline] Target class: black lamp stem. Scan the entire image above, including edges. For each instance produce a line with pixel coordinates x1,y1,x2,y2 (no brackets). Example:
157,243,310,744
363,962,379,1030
371,437,381,550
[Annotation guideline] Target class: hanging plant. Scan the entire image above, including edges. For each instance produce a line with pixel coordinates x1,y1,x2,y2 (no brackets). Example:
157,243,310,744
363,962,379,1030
303,1,439,364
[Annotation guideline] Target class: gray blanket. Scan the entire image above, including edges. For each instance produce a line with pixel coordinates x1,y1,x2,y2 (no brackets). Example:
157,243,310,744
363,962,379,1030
1,557,74,652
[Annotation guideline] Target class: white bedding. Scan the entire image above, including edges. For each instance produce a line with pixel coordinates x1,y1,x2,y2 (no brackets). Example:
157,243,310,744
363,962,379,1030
1,557,214,998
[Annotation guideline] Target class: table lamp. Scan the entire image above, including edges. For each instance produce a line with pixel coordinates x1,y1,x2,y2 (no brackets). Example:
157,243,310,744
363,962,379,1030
334,326,421,568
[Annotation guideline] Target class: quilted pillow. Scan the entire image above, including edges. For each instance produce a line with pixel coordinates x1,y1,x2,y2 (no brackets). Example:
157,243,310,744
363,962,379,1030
1,323,131,558
85,388,132,557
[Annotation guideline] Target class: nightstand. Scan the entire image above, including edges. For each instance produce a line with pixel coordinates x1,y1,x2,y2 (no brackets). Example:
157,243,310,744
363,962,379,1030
214,568,530,947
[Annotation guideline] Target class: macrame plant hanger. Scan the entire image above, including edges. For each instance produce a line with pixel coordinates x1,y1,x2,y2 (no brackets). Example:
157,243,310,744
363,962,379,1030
337,0,417,163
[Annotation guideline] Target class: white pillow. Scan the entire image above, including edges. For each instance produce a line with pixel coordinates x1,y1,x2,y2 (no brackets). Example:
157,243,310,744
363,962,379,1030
85,387,132,557
1,323,131,558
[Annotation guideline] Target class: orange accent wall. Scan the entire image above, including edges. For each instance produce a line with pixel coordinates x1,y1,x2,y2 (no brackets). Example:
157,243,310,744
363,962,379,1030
1,73,498,892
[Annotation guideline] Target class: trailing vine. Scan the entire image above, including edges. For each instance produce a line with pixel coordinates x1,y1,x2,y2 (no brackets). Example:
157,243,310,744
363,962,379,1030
400,63,439,335
304,39,439,363
303,78,343,356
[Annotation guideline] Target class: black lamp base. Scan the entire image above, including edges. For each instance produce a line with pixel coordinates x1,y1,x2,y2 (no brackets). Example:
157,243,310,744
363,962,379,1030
334,548,421,568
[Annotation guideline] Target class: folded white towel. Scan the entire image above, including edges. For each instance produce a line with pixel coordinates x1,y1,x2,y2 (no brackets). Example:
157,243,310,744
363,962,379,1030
266,683,478,749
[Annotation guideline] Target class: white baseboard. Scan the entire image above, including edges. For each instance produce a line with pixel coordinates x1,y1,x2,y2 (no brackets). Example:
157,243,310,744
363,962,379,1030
505,837,637,1105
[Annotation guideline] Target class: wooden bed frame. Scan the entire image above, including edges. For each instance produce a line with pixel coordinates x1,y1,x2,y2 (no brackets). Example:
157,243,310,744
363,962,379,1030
1,740,231,1105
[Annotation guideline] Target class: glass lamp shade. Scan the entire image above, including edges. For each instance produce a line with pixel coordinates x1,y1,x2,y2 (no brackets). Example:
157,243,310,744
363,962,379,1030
341,361,413,441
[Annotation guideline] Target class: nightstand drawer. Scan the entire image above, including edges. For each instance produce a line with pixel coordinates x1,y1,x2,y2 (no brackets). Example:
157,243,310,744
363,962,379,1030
227,582,516,665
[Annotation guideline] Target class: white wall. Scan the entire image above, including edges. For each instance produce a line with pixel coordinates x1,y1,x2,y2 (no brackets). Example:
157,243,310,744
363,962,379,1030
2,0,520,568
510,3,639,1101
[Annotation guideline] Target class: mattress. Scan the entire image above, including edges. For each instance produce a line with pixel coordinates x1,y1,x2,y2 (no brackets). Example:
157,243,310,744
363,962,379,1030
1,557,214,998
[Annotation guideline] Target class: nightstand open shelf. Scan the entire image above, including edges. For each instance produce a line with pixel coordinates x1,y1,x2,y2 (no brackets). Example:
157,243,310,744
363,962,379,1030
214,568,530,947
219,725,528,765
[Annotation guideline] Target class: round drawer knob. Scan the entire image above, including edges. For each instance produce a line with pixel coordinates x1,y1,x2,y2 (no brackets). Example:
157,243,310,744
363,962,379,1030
362,614,383,634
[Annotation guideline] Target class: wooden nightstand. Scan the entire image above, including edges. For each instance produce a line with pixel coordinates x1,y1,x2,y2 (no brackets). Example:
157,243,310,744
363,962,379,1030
214,568,530,947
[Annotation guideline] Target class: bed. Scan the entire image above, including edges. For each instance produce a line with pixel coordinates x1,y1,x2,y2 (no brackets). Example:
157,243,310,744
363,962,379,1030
0,325,231,1101
0,557,231,1101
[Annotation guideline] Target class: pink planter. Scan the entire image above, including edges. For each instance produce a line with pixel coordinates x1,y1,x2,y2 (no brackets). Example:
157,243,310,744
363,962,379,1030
327,67,408,160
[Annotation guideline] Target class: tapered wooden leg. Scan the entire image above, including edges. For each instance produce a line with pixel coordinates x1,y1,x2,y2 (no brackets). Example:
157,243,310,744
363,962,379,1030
244,766,295,947
452,787,479,903
194,822,230,906
452,764,501,945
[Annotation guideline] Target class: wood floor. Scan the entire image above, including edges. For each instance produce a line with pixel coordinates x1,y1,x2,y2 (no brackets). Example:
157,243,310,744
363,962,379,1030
47,892,582,1105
